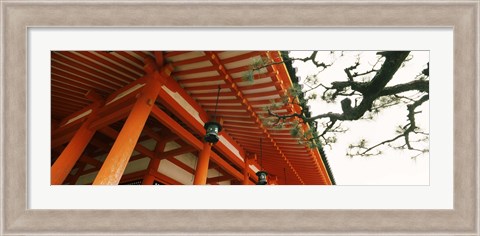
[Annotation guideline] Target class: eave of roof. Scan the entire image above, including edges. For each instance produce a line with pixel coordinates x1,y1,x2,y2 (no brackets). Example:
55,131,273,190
51,51,335,185
280,51,336,185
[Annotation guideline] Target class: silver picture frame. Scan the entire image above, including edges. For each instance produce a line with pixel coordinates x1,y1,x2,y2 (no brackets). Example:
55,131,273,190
1,1,478,235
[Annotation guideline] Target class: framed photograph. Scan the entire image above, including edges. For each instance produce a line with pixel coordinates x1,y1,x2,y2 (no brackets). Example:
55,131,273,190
1,1,478,235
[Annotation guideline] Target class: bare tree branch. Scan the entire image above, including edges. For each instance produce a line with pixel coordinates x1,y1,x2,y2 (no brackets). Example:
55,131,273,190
263,51,430,158
347,94,429,157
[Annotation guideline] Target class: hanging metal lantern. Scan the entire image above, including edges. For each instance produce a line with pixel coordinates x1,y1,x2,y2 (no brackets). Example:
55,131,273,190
255,138,268,185
256,170,268,185
203,86,222,144
204,121,222,144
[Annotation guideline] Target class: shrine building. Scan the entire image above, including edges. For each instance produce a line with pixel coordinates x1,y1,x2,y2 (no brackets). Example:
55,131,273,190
50,51,335,185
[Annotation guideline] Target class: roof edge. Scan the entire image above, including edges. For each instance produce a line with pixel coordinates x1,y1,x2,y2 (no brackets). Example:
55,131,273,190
279,51,336,185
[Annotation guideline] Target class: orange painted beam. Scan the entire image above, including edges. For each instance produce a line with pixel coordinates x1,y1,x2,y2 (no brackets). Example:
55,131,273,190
130,153,148,161
89,103,134,131
210,152,249,183
51,131,75,148
210,163,232,177
142,127,165,144
103,76,147,105
52,77,147,143
150,106,251,184
167,157,196,175
148,168,182,185
85,90,104,103
143,140,167,185
193,142,212,185
151,106,203,150
55,106,94,131
157,146,196,159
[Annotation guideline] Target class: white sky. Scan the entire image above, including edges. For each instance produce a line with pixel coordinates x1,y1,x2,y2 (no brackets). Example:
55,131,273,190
291,51,429,185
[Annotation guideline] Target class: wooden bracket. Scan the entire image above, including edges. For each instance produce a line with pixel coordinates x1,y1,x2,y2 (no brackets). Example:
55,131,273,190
154,51,164,67
245,152,257,162
85,90,103,103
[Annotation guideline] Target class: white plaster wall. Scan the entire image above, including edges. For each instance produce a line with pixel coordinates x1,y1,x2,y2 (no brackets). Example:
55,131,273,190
207,168,222,178
74,139,235,185
123,157,150,175
138,139,157,151
164,141,181,152
93,154,107,162
76,171,98,185
218,180,231,185
83,164,96,171
157,159,194,185
175,152,197,169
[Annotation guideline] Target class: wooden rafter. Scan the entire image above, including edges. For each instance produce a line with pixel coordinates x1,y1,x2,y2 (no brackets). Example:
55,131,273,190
204,51,305,184
51,50,333,185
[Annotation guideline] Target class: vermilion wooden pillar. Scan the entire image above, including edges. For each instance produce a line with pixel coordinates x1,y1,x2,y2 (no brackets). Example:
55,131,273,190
142,157,157,184
242,158,250,185
142,170,156,185
92,77,162,185
51,120,96,185
193,142,212,185
242,154,256,185
142,140,167,185
92,55,172,185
